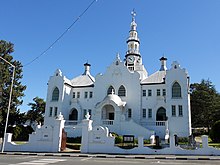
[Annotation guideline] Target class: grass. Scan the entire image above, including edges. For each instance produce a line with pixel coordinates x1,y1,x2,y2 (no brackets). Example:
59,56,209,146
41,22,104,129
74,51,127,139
13,141,28,145
195,136,220,148
208,143,220,148
66,143,81,150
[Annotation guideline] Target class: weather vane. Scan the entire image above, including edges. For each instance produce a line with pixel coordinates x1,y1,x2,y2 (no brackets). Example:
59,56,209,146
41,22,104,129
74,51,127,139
131,9,136,22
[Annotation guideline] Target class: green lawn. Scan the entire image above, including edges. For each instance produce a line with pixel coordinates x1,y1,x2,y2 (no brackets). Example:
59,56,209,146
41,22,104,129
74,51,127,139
209,143,220,148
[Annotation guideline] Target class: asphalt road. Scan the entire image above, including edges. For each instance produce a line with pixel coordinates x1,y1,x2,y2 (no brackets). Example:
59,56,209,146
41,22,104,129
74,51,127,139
0,155,220,165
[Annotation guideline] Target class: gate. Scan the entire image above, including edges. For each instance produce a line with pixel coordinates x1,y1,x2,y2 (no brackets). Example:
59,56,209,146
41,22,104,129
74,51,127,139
61,128,67,151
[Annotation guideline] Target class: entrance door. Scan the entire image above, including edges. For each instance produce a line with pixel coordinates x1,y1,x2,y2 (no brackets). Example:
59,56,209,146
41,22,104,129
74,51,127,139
69,108,78,120
109,112,114,120
156,107,167,121
101,104,115,120
60,128,67,151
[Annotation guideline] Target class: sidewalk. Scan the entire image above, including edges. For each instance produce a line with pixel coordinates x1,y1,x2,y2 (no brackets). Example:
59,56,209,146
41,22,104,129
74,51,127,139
1,152,220,161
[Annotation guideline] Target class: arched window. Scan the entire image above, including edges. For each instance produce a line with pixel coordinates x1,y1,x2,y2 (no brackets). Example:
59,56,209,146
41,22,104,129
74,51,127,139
52,87,59,101
172,82,181,98
107,86,115,95
156,107,167,121
69,108,78,120
118,85,126,97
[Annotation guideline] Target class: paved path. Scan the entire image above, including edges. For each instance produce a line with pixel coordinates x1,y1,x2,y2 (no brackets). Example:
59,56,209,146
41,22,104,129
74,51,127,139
1,152,220,161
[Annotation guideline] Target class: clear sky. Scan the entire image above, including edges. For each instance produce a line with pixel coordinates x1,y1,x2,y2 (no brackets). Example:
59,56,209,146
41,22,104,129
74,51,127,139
1,0,220,112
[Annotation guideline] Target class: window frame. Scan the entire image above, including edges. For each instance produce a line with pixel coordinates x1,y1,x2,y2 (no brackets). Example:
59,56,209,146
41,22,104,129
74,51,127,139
54,107,58,117
157,89,160,96
49,107,53,117
142,109,146,118
148,109,152,118
148,89,152,96
107,86,115,95
52,87,59,101
142,90,146,97
84,91,88,98
178,105,183,116
77,92,80,98
172,82,182,98
172,105,176,116
162,89,166,96
118,85,126,97
128,109,132,118
89,91,93,98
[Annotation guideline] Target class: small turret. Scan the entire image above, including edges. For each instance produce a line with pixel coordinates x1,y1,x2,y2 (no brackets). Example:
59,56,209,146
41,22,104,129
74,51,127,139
159,57,167,71
83,62,91,75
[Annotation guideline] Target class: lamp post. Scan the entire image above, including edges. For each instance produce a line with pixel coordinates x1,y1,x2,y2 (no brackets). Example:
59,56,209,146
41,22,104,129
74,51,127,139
0,56,15,153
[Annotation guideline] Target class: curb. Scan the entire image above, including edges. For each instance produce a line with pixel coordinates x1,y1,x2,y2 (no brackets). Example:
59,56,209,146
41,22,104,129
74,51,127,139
1,152,220,161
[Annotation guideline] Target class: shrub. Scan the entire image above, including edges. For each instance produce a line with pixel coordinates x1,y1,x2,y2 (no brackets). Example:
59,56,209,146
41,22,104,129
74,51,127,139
67,136,81,143
144,139,150,144
66,143,81,150
115,135,123,144
192,128,208,136
110,132,123,144
210,120,220,143
178,137,188,143
7,125,34,141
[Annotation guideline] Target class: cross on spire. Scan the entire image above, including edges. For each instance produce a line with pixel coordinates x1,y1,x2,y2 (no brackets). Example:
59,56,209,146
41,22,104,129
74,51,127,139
131,9,136,22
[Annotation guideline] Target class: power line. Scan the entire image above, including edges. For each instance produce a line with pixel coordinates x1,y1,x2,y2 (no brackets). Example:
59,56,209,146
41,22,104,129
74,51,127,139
24,0,98,67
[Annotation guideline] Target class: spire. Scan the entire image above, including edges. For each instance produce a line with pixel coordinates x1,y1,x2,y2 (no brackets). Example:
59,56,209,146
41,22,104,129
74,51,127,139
130,9,137,31
83,62,91,75
116,53,121,61
131,9,136,22
125,9,140,57
159,56,167,71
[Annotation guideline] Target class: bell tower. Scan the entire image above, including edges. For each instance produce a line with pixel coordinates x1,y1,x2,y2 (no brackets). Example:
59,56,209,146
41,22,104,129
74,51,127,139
125,10,142,71
125,10,148,79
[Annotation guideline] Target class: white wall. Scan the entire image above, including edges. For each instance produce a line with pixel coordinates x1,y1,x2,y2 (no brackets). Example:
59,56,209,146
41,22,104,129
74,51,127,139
81,119,220,156
2,114,65,152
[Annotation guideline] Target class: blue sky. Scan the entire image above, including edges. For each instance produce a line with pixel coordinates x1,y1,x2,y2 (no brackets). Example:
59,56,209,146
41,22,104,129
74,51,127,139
1,0,220,112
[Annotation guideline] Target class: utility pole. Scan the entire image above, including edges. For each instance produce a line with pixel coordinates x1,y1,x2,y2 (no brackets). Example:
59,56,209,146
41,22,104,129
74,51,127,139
0,56,15,153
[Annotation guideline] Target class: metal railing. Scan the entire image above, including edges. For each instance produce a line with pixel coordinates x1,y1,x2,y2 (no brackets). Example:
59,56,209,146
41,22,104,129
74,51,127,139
141,121,166,126
65,120,78,126
102,120,114,125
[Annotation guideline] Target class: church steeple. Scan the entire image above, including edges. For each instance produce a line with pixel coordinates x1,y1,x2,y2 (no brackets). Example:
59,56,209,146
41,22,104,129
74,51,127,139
125,10,142,71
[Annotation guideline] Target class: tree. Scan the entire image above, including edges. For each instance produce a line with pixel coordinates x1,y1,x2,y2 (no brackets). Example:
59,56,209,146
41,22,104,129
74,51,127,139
25,97,45,125
190,79,220,132
209,120,220,143
0,40,26,137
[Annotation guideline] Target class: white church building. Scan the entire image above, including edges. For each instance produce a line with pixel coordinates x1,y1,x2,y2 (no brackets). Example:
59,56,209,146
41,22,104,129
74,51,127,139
44,12,191,139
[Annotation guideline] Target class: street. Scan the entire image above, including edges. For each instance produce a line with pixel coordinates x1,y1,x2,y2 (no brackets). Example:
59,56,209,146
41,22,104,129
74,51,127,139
0,155,219,165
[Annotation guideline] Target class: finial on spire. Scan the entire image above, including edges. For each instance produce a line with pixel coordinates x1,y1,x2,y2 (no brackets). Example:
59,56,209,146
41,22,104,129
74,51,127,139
116,53,120,60
111,89,114,95
131,9,136,22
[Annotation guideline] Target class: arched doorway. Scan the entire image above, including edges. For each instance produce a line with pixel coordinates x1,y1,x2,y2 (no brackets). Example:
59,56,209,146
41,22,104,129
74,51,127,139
156,107,167,121
69,108,78,120
101,104,115,120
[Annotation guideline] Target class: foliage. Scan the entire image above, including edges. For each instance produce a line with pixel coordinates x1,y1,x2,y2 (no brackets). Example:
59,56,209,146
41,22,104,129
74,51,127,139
208,143,220,148
111,132,123,144
144,139,150,144
209,120,220,143
25,97,45,125
192,128,209,136
66,143,81,150
0,40,26,137
178,137,188,144
7,125,34,141
66,136,82,143
190,79,220,132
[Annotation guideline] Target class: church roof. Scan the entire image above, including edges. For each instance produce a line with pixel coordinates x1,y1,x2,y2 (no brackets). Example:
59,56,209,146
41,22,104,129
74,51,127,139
95,93,126,108
141,71,166,85
104,94,126,107
70,74,95,87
